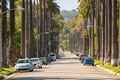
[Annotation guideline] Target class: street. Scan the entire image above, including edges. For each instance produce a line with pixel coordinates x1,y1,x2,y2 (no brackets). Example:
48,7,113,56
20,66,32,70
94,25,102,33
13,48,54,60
4,53,120,80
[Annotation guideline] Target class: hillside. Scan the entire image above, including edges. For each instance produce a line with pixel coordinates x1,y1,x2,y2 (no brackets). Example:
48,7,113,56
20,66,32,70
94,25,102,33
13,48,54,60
60,9,78,22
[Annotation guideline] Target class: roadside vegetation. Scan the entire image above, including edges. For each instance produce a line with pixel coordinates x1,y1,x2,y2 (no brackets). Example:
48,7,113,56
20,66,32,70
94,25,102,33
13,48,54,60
95,60,120,73
0,67,14,75
62,0,120,68
0,0,64,71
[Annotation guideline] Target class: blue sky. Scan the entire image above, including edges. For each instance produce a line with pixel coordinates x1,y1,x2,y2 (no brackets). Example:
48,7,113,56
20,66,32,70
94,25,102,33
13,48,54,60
55,0,79,10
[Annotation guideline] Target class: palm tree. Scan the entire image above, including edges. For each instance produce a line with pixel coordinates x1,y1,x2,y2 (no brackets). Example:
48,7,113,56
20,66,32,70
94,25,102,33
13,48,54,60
1,0,7,67
95,0,100,60
118,0,120,67
101,0,105,65
111,0,118,66
39,0,43,57
0,0,2,71
106,0,112,64
90,0,95,58
29,0,34,58
25,0,29,58
7,0,16,66
21,0,25,58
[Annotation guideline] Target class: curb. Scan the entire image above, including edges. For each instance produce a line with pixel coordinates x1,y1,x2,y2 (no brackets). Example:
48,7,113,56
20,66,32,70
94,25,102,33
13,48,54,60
96,65,120,77
6,71,17,76
2,71,17,79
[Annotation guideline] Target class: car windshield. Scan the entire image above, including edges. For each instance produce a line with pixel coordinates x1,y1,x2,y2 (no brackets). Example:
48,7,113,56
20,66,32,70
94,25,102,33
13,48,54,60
17,60,29,64
30,59,39,62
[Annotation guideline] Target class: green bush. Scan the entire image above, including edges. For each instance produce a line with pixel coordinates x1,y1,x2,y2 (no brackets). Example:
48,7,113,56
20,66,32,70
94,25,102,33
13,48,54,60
0,67,14,75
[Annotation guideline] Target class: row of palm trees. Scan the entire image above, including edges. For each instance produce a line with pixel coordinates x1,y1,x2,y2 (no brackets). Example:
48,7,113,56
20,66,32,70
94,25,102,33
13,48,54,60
69,0,120,66
0,0,62,71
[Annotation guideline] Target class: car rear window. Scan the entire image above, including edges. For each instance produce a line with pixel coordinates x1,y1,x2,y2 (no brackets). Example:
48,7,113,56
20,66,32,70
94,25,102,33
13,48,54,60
30,59,39,62
18,60,29,63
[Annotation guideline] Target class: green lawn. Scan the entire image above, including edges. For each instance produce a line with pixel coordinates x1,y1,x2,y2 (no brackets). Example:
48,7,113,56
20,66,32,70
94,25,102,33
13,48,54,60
95,60,120,73
0,67,14,75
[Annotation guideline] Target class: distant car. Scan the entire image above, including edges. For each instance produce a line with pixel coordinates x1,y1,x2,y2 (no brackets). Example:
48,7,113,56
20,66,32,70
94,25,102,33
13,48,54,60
83,57,94,66
30,58,42,69
15,58,34,72
40,57,48,65
48,53,56,61
79,55,86,63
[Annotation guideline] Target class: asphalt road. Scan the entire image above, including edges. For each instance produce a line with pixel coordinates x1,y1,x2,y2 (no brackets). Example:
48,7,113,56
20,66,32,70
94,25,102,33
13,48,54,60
4,53,120,80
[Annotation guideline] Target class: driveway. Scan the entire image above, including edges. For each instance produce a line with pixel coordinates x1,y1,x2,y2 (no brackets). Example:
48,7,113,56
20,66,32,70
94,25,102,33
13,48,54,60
4,53,120,80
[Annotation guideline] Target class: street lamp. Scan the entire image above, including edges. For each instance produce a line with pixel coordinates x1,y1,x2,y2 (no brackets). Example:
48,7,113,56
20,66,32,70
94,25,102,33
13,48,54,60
0,8,24,14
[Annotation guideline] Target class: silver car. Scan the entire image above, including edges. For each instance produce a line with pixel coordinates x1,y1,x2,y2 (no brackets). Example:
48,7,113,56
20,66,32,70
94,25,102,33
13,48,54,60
30,58,42,69
15,58,34,72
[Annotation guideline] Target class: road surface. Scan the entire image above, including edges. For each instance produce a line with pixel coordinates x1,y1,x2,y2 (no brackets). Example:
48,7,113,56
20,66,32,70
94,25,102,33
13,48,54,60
4,53,120,80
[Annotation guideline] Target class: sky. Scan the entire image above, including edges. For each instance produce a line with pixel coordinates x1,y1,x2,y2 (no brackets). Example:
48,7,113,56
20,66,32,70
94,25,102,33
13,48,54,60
55,0,79,11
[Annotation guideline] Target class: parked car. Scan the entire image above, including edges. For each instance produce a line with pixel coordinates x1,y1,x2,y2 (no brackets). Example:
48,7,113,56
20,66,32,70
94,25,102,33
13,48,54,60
79,55,86,63
48,53,56,61
15,58,34,72
30,58,42,69
40,57,48,65
83,57,94,66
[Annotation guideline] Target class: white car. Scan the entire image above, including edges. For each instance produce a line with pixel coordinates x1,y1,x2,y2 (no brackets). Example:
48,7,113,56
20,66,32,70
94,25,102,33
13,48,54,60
30,58,42,69
48,53,56,61
40,57,48,65
15,58,34,72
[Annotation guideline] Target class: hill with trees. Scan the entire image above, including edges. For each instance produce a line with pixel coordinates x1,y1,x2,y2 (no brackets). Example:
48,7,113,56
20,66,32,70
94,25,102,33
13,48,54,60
60,9,78,21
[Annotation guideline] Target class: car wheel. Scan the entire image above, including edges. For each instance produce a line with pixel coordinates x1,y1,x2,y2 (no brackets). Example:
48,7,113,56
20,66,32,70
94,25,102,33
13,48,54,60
38,66,42,69
40,66,42,68
92,64,94,66
29,69,33,72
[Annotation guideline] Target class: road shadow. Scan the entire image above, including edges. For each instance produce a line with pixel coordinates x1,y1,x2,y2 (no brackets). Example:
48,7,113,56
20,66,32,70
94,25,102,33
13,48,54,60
5,76,120,80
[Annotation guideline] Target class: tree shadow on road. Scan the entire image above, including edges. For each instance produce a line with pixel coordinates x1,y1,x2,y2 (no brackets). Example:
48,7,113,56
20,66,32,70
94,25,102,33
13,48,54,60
5,76,120,80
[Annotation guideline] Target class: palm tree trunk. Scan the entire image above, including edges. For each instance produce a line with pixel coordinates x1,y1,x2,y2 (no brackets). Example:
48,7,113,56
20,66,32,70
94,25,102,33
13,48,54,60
102,0,105,65
1,0,7,67
36,0,40,57
0,0,2,71
104,0,108,63
40,0,43,57
25,0,29,58
43,0,46,57
106,0,112,64
96,0,100,60
111,0,118,66
8,0,16,66
118,0,120,67
90,0,95,58
21,0,25,58
29,0,34,58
